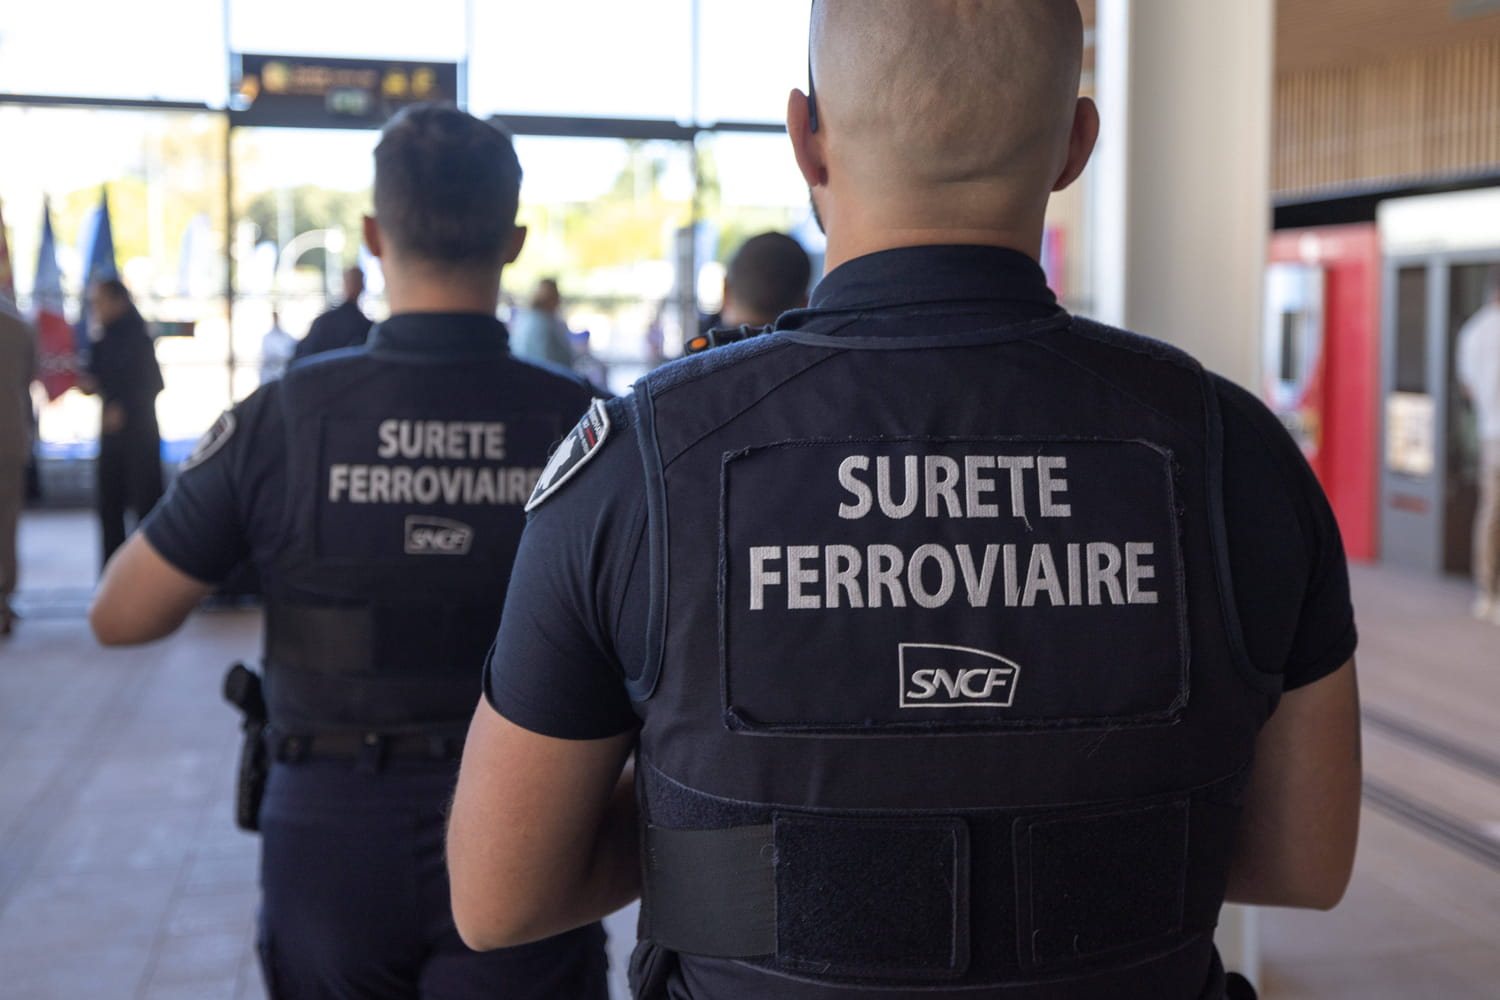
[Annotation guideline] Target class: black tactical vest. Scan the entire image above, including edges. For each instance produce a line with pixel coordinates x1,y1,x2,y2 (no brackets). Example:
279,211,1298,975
629,314,1278,998
262,327,591,734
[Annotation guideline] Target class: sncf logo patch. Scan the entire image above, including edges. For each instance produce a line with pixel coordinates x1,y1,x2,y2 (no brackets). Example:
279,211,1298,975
403,515,474,556
899,643,1020,709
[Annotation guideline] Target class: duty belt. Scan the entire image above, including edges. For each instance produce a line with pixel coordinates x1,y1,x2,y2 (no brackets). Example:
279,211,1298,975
268,727,465,770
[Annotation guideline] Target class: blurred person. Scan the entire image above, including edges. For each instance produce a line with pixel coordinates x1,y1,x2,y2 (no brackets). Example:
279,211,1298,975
81,278,163,569
0,304,36,635
1457,271,1500,624
90,105,609,1000
259,310,297,383
447,3,1361,1000
719,231,813,327
293,265,373,361
510,277,575,370
689,231,813,353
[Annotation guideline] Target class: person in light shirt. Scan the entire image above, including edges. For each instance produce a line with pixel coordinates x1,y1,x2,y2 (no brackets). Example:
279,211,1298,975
1456,272,1500,623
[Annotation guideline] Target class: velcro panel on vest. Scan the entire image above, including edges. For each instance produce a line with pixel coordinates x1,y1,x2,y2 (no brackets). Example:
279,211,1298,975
639,781,1248,988
263,600,497,730
265,603,373,673
266,600,496,675
774,814,970,980
643,824,776,957
1014,798,1189,969
643,814,970,980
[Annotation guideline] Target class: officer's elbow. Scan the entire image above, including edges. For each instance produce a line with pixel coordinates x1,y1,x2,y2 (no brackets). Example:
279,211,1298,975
450,894,548,952
89,601,140,646
1225,846,1355,911
1297,854,1356,910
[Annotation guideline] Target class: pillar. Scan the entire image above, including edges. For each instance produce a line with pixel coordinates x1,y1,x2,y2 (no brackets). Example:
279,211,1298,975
1091,0,1276,988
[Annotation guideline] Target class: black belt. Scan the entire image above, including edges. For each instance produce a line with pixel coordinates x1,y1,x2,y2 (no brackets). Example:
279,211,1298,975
269,728,465,766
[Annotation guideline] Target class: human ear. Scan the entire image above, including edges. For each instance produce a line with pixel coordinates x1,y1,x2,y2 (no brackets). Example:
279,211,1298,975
1052,96,1100,193
787,89,828,189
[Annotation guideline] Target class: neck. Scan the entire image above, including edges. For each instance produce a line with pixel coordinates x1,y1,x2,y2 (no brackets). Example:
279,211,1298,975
383,272,502,317
821,226,1043,274
817,187,1047,274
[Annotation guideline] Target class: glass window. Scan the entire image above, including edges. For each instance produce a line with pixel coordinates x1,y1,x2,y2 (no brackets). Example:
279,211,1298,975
695,0,810,124
1394,265,1428,394
229,0,466,62
469,0,693,120
506,136,696,390
230,127,382,404
0,107,232,457
0,1,225,104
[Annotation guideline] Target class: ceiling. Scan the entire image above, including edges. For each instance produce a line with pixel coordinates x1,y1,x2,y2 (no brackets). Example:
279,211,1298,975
1077,0,1500,75
1276,0,1500,72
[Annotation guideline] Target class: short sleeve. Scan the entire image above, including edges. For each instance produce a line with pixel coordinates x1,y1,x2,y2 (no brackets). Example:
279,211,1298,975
483,398,647,740
141,385,281,584
1216,377,1358,690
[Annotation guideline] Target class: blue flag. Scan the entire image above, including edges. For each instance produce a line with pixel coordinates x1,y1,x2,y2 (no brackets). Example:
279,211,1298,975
81,186,119,286
33,201,64,314
75,186,120,352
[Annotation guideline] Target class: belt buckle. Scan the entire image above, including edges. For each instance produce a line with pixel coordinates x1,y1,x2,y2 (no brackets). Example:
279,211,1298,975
355,732,387,774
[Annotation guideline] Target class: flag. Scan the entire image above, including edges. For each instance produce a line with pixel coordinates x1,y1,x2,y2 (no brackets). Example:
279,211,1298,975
33,200,78,401
80,185,119,286
75,186,120,354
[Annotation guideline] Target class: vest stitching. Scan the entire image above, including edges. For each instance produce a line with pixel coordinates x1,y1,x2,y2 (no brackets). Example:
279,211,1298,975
656,350,848,472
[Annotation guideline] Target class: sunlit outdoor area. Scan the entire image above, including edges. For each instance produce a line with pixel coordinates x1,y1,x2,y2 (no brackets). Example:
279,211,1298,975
0,0,841,481
5,2,1500,999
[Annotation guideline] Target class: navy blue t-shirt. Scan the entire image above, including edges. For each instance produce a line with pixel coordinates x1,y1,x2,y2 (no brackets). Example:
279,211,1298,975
485,248,1358,741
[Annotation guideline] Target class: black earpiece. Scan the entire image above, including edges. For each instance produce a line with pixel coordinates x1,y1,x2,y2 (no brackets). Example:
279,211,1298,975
808,59,820,133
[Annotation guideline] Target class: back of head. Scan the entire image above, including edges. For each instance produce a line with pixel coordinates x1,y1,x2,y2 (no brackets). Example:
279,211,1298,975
531,278,561,313
373,104,522,273
725,232,812,325
811,0,1084,222
342,266,365,301
90,278,135,328
96,278,132,306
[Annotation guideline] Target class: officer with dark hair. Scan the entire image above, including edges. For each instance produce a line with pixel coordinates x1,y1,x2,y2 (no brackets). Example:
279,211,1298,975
91,104,609,1000
448,3,1361,999
690,231,812,352
723,231,811,324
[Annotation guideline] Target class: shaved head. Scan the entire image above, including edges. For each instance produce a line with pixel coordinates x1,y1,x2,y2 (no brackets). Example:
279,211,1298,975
798,0,1092,255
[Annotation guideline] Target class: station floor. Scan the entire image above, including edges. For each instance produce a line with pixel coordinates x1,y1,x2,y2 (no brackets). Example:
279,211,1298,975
2,509,1497,999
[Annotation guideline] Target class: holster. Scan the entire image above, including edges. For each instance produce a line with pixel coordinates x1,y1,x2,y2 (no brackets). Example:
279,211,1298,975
222,663,269,833
1225,972,1259,1000
627,940,679,1000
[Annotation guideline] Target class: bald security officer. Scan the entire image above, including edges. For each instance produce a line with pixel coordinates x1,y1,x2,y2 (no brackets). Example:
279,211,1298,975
447,4,1362,999
91,105,609,1000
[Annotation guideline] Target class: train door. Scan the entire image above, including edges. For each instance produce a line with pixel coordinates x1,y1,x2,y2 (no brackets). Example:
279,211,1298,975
1379,253,1500,574
1378,190,1500,576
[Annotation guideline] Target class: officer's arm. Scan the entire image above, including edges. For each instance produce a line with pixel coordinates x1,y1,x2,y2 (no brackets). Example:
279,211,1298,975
90,534,214,645
448,699,639,951
1224,658,1361,909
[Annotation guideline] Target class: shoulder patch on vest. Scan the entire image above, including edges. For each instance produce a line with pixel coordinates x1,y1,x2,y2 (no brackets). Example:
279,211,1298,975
526,397,611,513
179,410,236,473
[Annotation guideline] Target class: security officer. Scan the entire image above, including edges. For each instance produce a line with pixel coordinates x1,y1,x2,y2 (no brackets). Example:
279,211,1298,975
447,4,1362,999
691,231,812,348
91,105,609,1000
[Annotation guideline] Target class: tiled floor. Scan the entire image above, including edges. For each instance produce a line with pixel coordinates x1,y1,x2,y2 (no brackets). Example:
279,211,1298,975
3,509,1498,999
